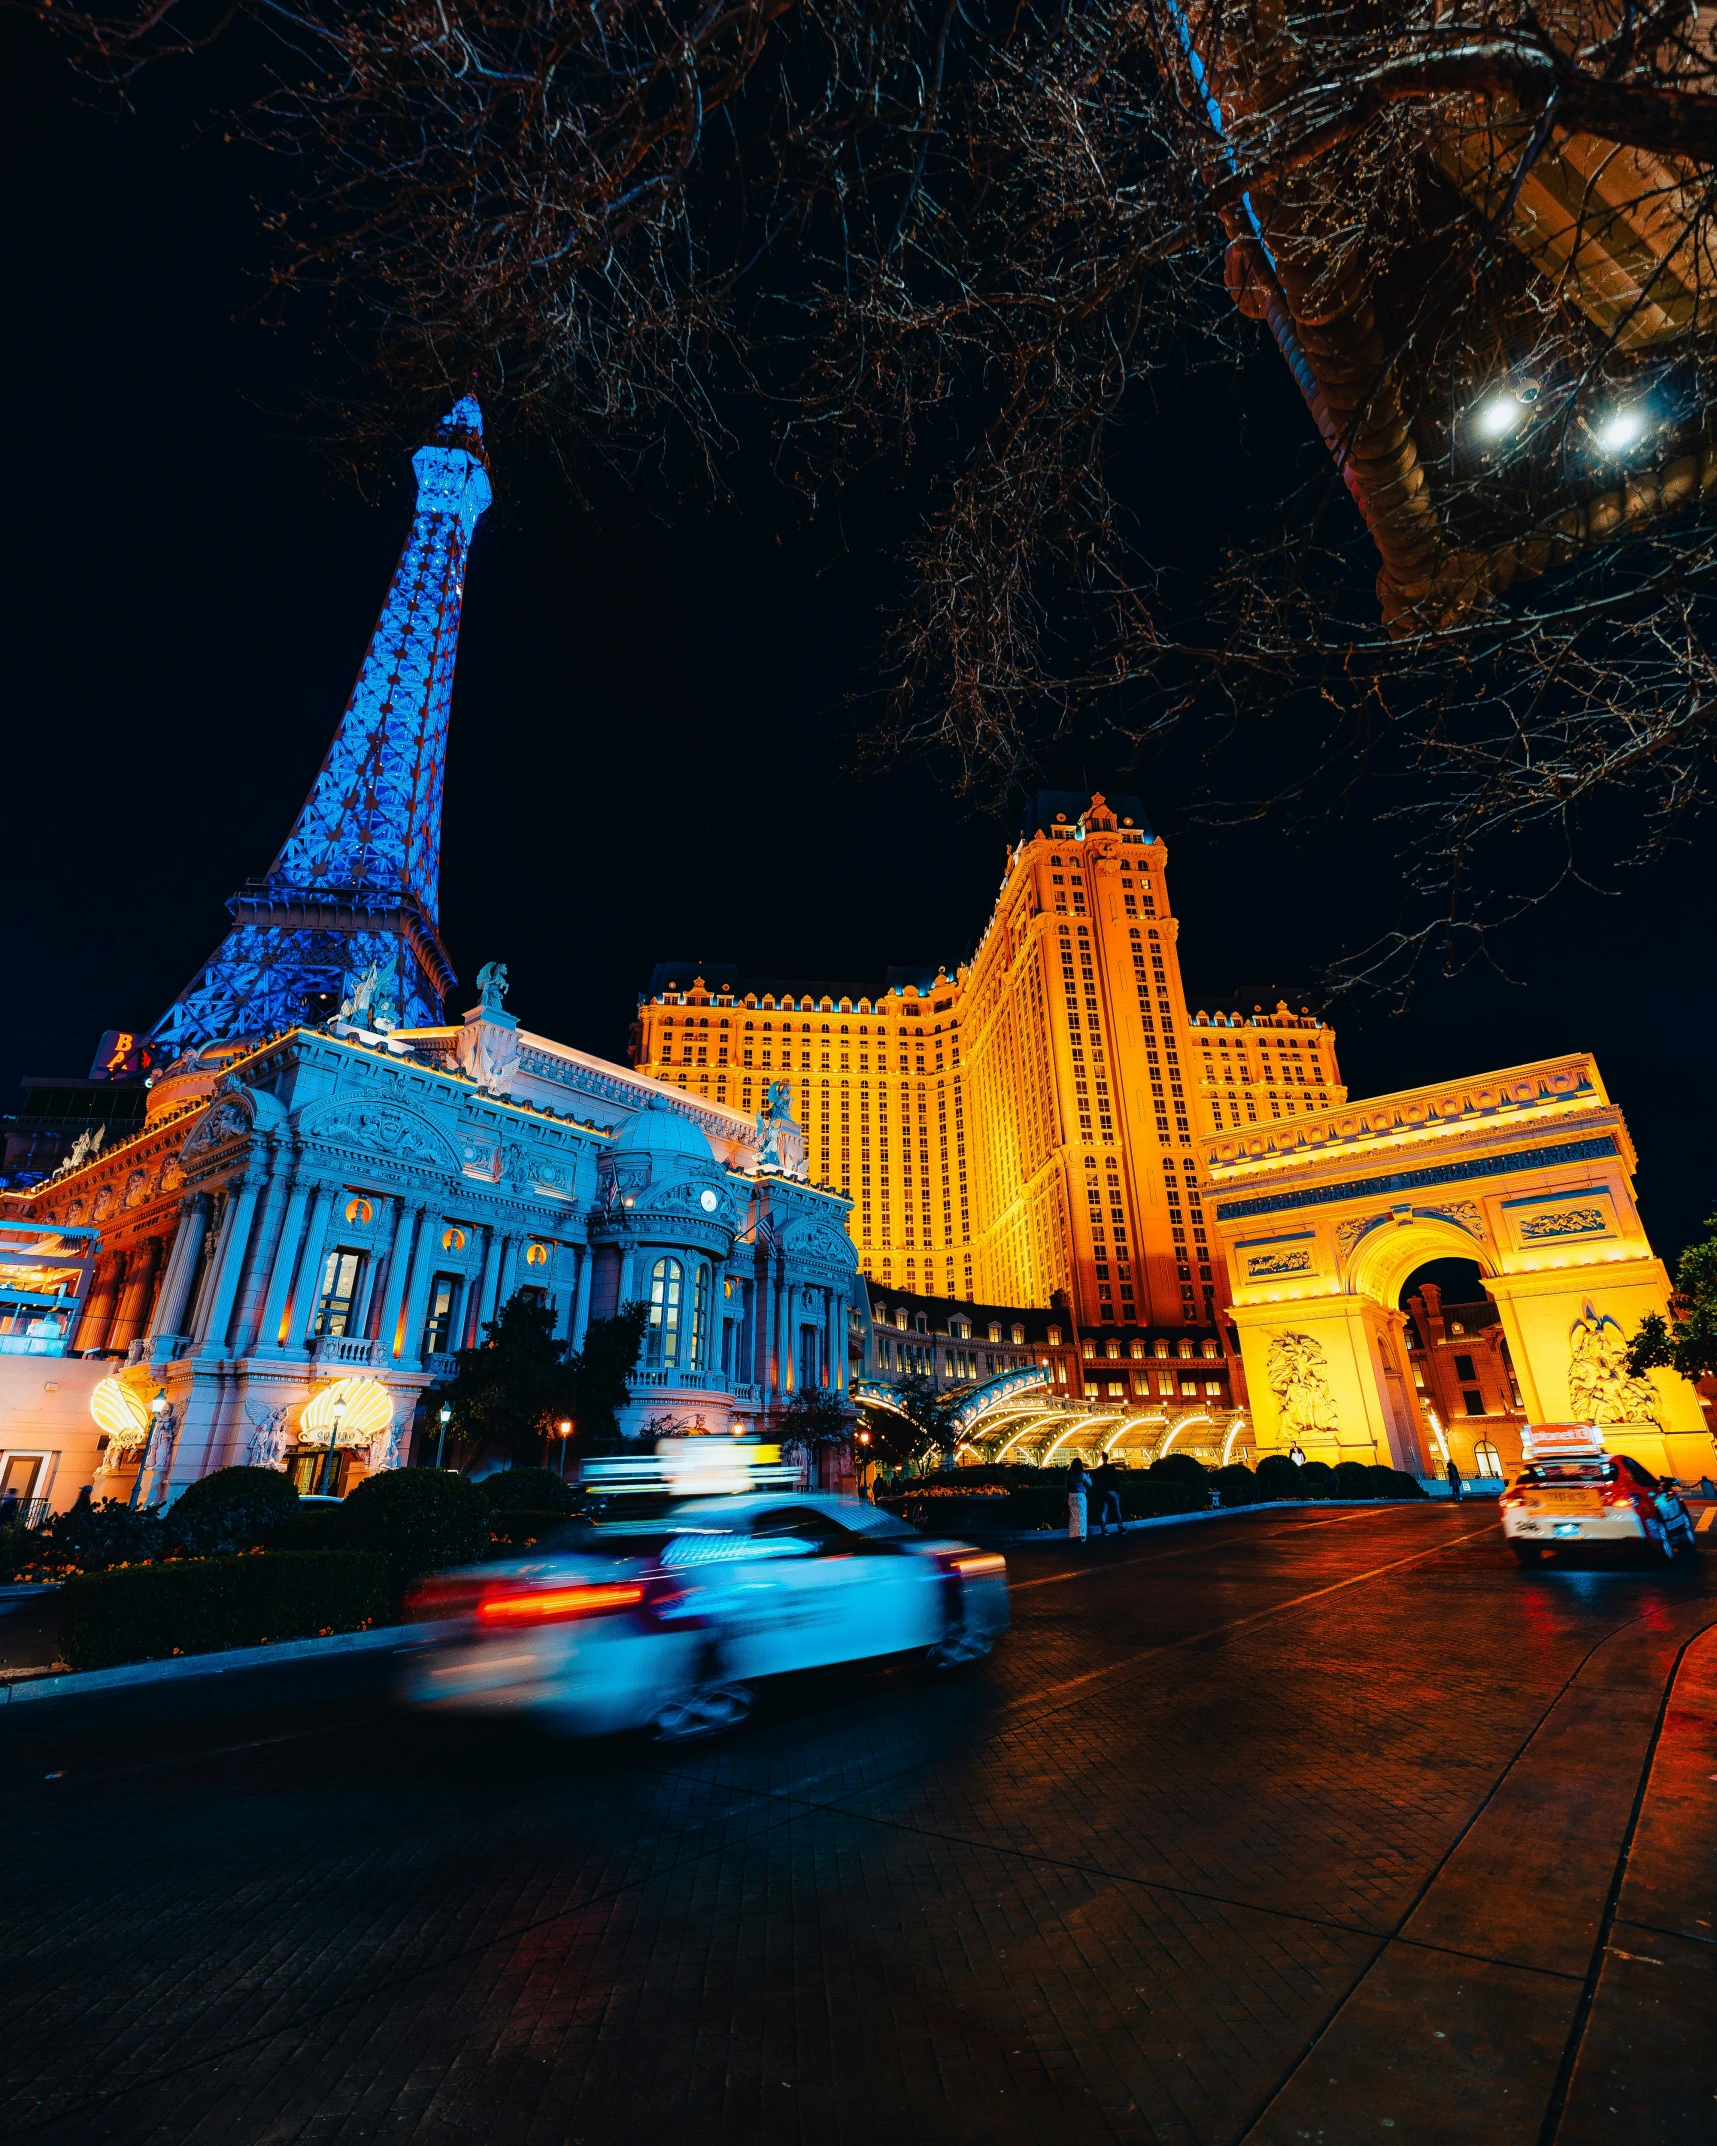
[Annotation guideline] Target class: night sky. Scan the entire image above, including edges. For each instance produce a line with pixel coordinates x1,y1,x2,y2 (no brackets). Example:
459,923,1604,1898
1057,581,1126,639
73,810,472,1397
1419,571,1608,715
6,18,1712,1267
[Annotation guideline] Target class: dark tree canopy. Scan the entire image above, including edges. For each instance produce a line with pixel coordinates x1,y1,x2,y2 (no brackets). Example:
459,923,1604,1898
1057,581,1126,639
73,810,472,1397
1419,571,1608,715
46,0,1717,984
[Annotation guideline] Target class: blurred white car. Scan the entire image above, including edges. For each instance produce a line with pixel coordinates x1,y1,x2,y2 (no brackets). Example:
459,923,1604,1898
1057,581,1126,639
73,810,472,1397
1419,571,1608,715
1503,1425,1699,1563
400,1491,1010,1742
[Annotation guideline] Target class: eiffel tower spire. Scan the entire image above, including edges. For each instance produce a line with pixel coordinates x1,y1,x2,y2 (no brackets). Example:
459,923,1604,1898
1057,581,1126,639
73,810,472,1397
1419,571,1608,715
153,398,492,1053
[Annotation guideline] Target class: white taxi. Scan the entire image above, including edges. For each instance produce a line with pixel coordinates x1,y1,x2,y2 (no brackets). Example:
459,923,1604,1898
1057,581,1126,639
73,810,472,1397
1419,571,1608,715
1502,1424,1699,1564
399,1488,1010,1742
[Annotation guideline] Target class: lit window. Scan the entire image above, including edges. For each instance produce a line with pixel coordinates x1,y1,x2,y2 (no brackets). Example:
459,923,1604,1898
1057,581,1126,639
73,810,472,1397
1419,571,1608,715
647,1257,685,1369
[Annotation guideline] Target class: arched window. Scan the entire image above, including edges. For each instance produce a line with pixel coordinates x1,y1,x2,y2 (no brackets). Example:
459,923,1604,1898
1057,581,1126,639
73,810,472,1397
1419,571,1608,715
1472,1439,1504,1480
647,1257,685,1368
691,1262,712,1369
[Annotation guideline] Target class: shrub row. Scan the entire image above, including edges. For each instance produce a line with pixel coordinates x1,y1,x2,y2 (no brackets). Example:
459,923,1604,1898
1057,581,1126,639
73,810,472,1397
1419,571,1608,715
59,1549,391,1673
877,1453,1426,1531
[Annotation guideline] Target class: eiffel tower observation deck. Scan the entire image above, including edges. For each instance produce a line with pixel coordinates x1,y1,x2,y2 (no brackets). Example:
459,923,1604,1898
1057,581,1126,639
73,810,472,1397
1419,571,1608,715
151,398,492,1055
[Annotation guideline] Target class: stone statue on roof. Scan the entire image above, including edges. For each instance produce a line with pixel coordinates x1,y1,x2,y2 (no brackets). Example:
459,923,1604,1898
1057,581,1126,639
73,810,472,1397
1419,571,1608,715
475,961,509,1013
756,1080,809,1181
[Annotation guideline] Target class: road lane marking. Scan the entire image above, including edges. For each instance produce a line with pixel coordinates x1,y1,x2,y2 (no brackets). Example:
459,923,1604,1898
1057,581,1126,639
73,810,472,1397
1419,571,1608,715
1007,1520,1501,1714
1010,1505,1392,1589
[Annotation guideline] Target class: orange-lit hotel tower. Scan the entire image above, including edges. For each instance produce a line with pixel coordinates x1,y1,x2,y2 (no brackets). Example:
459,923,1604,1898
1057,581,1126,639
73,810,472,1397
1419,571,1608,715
633,793,1345,1343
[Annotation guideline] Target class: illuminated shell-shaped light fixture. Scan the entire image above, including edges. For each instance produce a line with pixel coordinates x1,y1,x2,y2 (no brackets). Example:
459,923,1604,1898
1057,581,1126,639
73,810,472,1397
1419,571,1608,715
300,1375,394,1449
89,1375,153,1450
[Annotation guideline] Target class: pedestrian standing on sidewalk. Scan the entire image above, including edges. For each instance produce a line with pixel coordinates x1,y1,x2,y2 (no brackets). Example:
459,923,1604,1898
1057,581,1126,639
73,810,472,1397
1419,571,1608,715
1288,1441,1307,1468
1067,1458,1089,1542
1446,1456,1464,1503
1093,1457,1124,1536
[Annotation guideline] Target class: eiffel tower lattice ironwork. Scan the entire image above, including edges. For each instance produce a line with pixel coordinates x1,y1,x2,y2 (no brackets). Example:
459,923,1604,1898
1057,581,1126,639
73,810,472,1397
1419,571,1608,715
152,399,492,1054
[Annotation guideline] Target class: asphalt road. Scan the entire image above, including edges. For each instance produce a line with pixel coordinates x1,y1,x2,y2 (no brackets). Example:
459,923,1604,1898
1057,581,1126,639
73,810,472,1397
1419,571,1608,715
2,1504,1713,2145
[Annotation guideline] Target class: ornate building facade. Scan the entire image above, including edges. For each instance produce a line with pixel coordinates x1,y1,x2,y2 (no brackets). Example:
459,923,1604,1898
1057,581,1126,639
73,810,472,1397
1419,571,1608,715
632,790,1341,1353
0,401,856,1510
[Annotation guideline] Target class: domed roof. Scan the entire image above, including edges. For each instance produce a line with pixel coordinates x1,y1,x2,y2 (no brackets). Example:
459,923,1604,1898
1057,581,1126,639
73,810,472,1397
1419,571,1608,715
613,1094,715,1163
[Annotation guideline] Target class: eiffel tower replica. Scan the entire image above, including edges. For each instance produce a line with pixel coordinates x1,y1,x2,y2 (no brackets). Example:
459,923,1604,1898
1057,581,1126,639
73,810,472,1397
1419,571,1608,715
151,397,492,1055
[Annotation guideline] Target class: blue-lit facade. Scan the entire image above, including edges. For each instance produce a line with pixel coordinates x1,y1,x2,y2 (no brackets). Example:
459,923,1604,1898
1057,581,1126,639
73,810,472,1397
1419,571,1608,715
151,399,492,1053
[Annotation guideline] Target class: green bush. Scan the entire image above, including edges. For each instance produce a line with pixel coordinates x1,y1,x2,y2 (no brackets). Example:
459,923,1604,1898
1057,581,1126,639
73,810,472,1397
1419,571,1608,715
1370,1465,1428,1499
1332,1459,1376,1498
477,1468,578,1515
165,1467,300,1557
335,1468,490,1594
60,1549,390,1672
1148,1452,1208,1491
1300,1460,1338,1498
1253,1453,1307,1501
1211,1462,1260,1507
275,1503,346,1553
41,1497,165,1572
486,1508,584,1549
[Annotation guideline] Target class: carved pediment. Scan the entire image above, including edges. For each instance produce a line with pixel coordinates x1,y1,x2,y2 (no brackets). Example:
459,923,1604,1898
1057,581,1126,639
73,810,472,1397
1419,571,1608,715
304,1102,458,1173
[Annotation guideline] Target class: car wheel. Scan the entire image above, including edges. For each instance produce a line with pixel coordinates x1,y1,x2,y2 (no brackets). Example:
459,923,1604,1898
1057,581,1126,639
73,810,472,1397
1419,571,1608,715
926,1627,992,1670
1646,1518,1677,1562
648,1682,754,1744
1511,1543,1548,1566
1675,1515,1701,1557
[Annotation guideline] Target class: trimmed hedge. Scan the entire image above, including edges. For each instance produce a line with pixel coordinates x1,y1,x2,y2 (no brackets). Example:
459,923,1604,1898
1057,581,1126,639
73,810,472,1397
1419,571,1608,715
477,1468,578,1515
165,1467,301,1557
60,1549,390,1672
486,1508,583,1549
1253,1453,1307,1501
336,1468,490,1594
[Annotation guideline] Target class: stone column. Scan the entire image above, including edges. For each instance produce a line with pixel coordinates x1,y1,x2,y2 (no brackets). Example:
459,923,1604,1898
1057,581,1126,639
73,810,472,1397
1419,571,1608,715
293,1183,341,1346
473,1230,504,1337
253,1175,312,1356
107,1235,164,1352
197,1175,263,1360
570,1244,594,1351
398,1207,444,1365
74,1252,123,1355
228,1154,290,1358
495,1235,522,1310
149,1206,209,1346
618,1245,639,1313
827,1291,844,1392
376,1199,424,1360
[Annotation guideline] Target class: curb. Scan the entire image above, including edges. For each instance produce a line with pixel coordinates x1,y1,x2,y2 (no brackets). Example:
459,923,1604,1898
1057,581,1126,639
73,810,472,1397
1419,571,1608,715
0,1621,430,1707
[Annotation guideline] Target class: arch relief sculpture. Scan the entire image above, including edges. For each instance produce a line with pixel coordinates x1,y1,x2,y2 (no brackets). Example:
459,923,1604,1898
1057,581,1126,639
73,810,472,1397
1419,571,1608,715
1567,1305,1662,1429
1266,1332,1340,1438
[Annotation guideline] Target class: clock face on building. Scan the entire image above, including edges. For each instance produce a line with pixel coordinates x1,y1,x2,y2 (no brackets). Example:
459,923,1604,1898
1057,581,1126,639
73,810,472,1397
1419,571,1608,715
700,1188,719,1213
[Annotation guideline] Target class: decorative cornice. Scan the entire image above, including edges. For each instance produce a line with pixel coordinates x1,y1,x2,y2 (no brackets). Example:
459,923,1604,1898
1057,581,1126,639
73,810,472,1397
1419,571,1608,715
1214,1135,1622,1226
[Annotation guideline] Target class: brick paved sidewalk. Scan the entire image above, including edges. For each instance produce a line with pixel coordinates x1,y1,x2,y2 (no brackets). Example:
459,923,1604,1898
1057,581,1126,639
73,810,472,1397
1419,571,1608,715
0,1505,1708,2145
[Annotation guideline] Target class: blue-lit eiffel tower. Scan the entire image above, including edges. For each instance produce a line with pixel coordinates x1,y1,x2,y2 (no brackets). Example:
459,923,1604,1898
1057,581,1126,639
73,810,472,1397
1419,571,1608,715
152,399,492,1054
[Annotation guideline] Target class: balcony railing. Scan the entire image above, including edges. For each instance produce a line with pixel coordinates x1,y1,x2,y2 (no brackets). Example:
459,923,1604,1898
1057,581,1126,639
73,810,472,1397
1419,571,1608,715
631,1369,760,1400
423,1351,460,1379
310,1336,381,1368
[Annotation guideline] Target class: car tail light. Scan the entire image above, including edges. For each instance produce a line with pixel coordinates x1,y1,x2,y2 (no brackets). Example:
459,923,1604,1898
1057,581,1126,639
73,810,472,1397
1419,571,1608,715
952,1554,1006,1578
1601,1484,1638,1509
1501,1492,1526,1508
476,1580,645,1628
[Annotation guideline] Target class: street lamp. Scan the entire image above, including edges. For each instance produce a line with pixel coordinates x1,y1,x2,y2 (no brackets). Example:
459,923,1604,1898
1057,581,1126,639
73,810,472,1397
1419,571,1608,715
556,1418,573,1478
435,1402,452,1469
318,1393,348,1496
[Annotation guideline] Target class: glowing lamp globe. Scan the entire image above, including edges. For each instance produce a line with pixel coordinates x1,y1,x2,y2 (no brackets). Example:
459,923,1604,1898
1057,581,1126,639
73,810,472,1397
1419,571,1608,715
301,1376,393,1449
89,1375,153,1449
